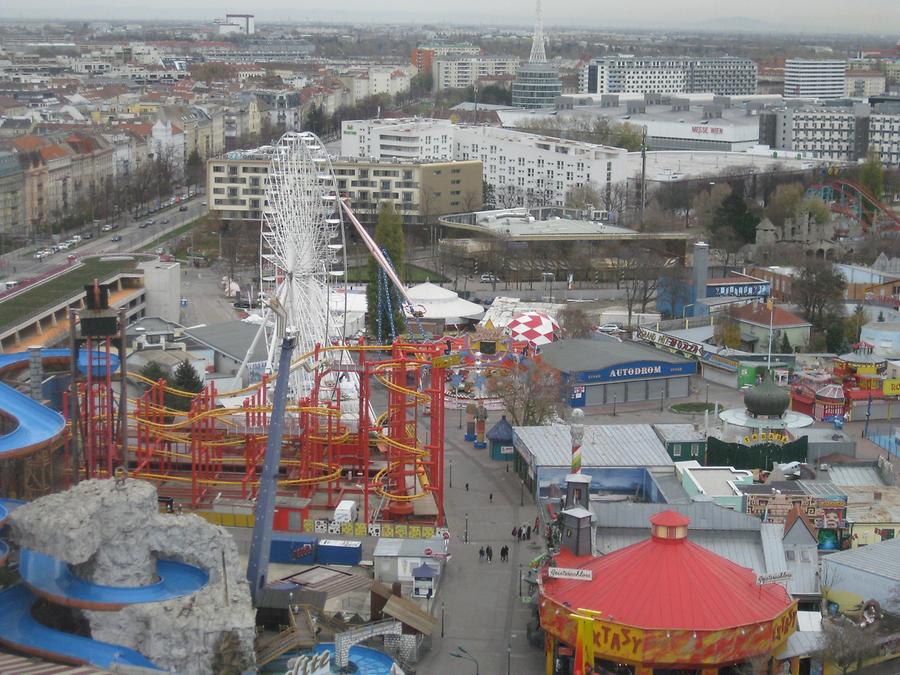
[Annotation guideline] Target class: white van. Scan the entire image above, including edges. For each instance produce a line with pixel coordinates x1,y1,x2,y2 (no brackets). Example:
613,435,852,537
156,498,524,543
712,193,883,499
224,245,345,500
333,499,357,523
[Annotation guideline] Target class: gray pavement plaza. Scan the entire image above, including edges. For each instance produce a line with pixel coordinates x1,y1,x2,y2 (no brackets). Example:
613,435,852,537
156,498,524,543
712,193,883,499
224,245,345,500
417,425,546,675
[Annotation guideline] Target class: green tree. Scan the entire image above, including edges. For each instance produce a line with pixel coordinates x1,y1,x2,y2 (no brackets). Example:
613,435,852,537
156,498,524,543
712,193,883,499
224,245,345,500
714,315,742,349
304,104,328,136
859,151,885,202
712,190,757,244
826,319,850,355
845,305,867,344
366,202,406,340
766,182,806,227
185,150,203,187
792,259,847,329
482,180,496,209
780,332,792,354
169,360,204,412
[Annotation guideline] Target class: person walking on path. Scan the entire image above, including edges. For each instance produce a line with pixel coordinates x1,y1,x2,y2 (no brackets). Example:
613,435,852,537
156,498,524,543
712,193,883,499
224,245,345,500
465,482,469,491
479,546,485,562
489,493,493,503
486,545,493,563
502,545,509,562
526,525,532,540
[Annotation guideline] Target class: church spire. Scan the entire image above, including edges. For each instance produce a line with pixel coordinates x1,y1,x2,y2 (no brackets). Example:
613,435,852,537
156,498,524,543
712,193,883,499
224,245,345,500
528,0,547,64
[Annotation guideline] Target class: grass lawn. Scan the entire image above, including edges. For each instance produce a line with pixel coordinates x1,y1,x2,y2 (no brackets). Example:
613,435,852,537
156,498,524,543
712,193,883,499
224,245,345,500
670,402,718,414
0,258,138,331
345,264,447,284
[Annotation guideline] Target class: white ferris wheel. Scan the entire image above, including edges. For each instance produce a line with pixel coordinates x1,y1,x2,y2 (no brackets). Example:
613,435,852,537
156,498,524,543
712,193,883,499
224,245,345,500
259,132,348,393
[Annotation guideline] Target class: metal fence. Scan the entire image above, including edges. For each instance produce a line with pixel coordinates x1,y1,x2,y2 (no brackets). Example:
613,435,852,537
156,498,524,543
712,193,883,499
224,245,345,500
863,424,900,457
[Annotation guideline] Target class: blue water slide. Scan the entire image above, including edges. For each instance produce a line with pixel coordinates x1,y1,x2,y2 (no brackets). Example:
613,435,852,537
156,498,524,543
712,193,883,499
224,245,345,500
0,586,163,671
19,549,208,610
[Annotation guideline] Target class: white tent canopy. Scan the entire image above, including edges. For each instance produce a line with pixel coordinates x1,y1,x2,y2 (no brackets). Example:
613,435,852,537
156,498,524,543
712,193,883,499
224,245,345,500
406,282,484,323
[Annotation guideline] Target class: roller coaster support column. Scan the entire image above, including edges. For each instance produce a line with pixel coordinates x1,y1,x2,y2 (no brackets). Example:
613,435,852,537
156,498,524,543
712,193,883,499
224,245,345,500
68,311,81,486
247,333,296,606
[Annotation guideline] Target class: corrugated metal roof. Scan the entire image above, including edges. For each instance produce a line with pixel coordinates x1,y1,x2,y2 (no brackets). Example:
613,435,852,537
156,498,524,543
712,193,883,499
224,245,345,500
592,501,762,531
796,480,848,498
514,424,673,468
653,423,705,443
652,473,692,504
822,537,900,582
826,465,889,487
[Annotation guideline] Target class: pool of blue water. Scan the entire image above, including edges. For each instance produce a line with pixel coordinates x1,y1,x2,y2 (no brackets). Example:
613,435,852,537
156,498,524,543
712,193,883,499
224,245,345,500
261,642,397,674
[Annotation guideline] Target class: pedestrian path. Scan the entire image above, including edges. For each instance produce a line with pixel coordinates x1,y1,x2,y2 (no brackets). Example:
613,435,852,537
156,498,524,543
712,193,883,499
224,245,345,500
417,426,546,675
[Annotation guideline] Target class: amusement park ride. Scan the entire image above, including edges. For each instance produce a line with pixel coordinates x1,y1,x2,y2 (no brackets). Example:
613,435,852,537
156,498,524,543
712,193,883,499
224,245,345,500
52,132,453,533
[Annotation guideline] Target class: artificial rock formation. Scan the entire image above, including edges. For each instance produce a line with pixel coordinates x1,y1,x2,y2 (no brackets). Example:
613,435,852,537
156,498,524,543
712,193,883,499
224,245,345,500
11,478,256,674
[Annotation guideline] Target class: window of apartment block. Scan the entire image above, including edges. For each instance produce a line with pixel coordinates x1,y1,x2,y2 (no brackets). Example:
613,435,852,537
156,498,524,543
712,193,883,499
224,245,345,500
213,165,224,172
672,446,681,457
691,444,699,457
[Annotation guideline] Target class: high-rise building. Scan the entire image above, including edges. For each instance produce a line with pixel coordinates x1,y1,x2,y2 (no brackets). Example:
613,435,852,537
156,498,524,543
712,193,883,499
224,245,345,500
431,56,520,91
511,0,562,109
340,118,628,207
206,149,482,226
579,56,757,95
411,43,481,73
784,59,847,99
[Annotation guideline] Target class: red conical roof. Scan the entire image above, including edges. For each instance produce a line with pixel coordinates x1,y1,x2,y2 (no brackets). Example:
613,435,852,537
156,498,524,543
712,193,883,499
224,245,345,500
545,512,792,631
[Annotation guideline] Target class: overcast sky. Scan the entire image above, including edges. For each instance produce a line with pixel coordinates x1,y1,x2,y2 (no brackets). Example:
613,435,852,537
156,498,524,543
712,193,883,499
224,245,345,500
1,0,898,35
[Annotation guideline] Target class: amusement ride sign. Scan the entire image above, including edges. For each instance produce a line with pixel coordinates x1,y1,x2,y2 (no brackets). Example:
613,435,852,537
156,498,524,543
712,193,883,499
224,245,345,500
548,567,593,581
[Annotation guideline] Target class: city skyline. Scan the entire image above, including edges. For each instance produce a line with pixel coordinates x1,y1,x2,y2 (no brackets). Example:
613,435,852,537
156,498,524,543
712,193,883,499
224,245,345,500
0,0,897,35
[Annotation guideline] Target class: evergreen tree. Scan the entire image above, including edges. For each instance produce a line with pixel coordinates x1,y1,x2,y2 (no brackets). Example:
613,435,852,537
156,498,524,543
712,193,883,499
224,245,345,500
712,191,757,244
170,360,204,411
482,180,496,209
185,150,203,187
366,202,406,341
780,332,792,354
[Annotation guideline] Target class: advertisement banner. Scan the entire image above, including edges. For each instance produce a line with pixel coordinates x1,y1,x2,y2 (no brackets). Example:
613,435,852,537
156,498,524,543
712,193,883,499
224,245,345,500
884,379,900,396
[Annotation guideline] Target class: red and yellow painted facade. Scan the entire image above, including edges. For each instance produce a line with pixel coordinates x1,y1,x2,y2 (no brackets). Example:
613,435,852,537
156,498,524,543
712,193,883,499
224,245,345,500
539,594,798,674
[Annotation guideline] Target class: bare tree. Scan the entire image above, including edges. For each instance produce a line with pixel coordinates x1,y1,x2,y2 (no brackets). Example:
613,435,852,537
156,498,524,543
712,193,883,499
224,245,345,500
565,183,601,210
619,243,668,326
817,617,882,675
487,362,567,426
557,305,594,339
494,184,525,209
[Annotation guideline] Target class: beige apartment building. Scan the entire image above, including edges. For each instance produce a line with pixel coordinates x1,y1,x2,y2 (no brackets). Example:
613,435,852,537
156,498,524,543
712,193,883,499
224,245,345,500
207,151,482,226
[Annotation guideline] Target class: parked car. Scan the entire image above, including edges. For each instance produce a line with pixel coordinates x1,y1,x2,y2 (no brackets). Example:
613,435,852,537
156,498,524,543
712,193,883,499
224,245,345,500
101,224,113,232
71,234,82,242
139,222,150,229
480,273,500,283
597,323,621,333
179,205,189,212
33,251,46,260
161,218,170,224
111,235,122,242
81,231,93,239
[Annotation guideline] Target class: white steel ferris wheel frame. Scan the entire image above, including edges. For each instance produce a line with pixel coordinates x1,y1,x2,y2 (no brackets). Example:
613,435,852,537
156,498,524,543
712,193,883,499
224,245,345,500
259,132,348,393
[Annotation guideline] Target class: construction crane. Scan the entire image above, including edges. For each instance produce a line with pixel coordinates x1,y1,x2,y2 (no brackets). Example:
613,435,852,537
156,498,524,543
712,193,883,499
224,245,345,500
246,332,296,606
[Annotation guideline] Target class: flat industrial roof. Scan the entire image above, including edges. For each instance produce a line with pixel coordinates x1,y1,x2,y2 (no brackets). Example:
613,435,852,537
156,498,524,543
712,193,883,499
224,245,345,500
684,466,751,496
440,208,688,242
539,338,691,374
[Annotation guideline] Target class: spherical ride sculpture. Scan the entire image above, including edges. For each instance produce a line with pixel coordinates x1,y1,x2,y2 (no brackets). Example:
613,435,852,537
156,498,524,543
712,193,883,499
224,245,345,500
506,311,559,347
259,132,347,394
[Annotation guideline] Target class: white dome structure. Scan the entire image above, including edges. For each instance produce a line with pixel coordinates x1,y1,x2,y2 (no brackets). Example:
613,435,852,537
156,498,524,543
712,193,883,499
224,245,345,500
406,282,484,324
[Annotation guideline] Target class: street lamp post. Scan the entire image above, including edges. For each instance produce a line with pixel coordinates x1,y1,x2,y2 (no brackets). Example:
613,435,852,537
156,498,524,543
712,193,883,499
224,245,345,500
441,601,445,639
705,383,710,406
449,459,452,488
507,643,511,675
464,512,468,543
518,564,522,596
449,646,479,675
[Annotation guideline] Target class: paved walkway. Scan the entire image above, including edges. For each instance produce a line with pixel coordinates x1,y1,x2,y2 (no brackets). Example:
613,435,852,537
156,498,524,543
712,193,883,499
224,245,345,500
416,422,546,675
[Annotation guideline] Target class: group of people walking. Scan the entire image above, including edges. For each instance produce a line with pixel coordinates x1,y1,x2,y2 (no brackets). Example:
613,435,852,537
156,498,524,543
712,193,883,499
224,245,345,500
478,544,511,563
512,524,533,541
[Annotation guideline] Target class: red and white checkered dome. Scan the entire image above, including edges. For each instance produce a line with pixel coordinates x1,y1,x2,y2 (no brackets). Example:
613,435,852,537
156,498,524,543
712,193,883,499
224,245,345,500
505,311,559,346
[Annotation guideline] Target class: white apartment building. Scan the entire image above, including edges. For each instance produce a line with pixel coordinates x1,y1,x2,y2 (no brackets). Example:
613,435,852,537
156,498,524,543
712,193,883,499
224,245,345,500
762,103,900,165
579,56,757,96
339,66,412,106
869,113,900,166
784,59,847,99
431,56,520,91
340,118,628,207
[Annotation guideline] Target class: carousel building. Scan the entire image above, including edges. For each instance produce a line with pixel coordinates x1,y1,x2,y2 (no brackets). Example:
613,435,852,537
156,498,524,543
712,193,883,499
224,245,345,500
719,375,814,442
538,476,797,675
